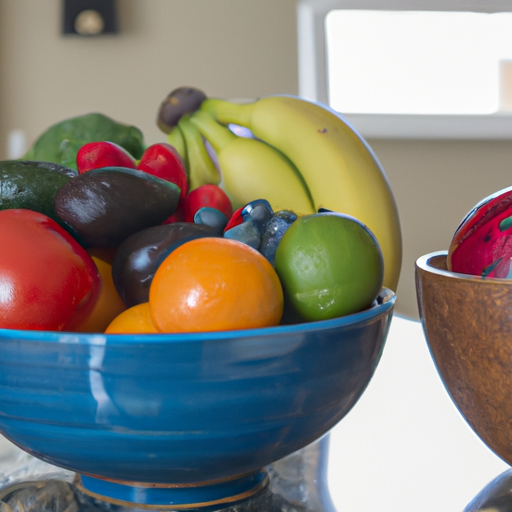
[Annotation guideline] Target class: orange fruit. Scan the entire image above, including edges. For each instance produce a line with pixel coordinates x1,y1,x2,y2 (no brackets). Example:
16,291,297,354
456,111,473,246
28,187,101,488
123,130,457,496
76,255,127,332
149,237,283,333
105,302,159,334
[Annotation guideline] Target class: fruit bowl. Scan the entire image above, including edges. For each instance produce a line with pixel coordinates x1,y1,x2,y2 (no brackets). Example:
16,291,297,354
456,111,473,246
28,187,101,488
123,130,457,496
0,288,394,508
415,251,512,466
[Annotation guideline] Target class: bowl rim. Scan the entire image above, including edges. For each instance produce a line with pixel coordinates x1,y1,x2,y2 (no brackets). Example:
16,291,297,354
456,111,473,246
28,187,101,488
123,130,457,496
416,250,512,285
0,288,396,345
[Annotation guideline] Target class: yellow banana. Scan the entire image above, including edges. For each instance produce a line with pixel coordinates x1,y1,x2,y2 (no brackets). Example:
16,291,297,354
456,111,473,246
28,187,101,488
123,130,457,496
167,125,189,179
177,116,221,191
201,95,402,292
188,109,315,215
167,125,187,162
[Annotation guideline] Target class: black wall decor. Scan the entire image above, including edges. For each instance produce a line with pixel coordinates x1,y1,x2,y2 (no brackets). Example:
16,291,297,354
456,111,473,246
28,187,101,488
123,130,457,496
62,0,118,36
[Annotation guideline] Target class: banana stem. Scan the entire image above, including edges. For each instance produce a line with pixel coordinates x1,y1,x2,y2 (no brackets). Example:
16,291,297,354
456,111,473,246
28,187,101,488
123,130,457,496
189,110,236,153
178,116,220,190
201,98,255,128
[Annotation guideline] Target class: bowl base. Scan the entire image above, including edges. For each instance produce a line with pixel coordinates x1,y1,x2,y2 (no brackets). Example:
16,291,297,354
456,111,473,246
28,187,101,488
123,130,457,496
0,437,336,511
0,473,327,511
75,471,269,510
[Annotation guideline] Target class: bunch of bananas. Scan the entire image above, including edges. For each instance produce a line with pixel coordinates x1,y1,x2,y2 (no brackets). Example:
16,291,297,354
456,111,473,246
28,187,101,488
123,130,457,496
157,89,402,292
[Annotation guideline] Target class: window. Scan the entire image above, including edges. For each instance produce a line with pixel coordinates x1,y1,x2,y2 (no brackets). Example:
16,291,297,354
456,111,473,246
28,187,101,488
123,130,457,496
297,0,512,138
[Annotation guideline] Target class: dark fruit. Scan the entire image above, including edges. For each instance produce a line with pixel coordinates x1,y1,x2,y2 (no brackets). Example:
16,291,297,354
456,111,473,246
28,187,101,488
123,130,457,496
112,222,221,307
157,87,207,133
54,167,180,248
0,160,76,225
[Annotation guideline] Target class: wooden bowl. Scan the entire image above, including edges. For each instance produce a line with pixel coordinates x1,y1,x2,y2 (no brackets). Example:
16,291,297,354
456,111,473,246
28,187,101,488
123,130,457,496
416,251,512,466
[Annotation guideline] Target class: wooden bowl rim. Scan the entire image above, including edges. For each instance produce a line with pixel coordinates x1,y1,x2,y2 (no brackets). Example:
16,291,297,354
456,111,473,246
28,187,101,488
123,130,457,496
416,250,512,286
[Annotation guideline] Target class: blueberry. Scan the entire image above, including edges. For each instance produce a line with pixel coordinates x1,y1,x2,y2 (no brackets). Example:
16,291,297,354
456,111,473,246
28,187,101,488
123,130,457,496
194,207,228,233
241,200,273,234
260,210,298,266
224,219,262,249
224,199,277,252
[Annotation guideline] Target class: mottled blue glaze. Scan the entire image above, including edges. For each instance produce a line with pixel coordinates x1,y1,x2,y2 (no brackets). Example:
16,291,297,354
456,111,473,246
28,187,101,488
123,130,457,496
0,289,395,489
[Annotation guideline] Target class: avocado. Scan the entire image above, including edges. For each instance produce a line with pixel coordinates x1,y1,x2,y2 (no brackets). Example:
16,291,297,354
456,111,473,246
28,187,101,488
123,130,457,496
0,160,77,224
53,167,181,249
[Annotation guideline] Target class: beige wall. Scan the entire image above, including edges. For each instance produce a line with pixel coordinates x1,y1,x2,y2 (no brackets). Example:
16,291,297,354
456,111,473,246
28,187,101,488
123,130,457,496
0,0,299,148
2,1,512,319
368,138,512,319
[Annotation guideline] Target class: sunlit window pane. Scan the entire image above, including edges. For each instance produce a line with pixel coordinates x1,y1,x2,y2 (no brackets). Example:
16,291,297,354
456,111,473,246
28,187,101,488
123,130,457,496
326,10,512,115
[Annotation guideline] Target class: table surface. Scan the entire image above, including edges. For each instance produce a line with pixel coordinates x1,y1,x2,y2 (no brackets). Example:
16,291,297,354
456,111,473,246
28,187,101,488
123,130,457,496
0,315,508,512
327,314,509,512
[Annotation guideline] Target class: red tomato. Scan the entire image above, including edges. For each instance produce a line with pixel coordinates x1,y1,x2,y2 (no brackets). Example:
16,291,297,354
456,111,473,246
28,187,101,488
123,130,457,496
76,141,136,174
0,209,100,331
183,184,233,223
137,143,188,200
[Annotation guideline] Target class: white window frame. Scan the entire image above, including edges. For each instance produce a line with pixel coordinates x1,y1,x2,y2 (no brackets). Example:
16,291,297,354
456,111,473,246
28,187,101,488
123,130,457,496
297,0,512,139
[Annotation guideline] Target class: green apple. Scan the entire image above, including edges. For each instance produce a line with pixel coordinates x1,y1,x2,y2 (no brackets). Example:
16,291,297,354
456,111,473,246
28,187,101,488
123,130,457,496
275,211,384,322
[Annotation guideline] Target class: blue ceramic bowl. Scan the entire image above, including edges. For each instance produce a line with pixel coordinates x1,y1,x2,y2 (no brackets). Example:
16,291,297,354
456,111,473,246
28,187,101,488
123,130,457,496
0,288,394,504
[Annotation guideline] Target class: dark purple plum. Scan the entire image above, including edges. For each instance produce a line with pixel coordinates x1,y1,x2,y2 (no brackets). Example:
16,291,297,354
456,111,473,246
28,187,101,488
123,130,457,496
112,222,221,307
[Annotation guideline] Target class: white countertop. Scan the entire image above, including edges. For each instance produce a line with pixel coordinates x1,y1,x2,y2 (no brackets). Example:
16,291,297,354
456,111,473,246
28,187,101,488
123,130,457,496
328,314,509,512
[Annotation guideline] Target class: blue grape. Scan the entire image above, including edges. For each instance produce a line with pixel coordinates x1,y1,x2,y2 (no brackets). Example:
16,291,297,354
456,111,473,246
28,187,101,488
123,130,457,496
224,200,297,265
194,207,228,233
224,219,262,249
260,210,298,266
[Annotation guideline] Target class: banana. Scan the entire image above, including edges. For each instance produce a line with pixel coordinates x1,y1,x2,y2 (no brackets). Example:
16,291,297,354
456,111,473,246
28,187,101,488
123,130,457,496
167,125,187,162
201,95,402,292
188,109,315,215
167,125,189,178
177,116,221,191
